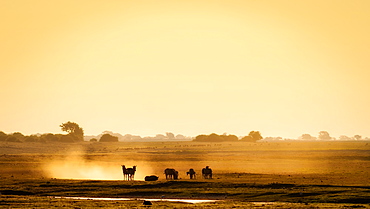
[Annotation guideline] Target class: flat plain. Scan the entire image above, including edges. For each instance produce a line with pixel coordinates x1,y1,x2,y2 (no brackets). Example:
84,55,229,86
0,140,369,208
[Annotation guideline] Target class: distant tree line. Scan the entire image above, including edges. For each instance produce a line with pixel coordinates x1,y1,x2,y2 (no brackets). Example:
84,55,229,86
2,124,368,143
0,128,264,143
85,131,192,142
297,131,368,141
0,121,84,143
193,131,263,142
91,132,192,142
0,132,80,143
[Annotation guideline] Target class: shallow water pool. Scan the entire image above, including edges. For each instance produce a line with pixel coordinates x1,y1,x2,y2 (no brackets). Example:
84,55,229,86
52,196,218,204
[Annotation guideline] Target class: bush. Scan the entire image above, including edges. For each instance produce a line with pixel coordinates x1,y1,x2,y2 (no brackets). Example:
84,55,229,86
0,131,7,141
193,133,238,142
6,136,21,142
99,134,118,142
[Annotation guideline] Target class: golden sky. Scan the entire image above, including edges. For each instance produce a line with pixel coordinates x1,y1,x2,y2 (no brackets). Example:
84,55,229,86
1,0,369,138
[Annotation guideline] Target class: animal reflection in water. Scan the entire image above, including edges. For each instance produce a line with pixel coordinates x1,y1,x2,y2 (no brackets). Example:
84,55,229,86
164,168,178,180
202,166,212,179
121,165,136,181
186,168,196,179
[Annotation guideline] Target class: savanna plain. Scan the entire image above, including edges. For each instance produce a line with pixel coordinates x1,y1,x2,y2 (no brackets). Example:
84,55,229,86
0,141,369,208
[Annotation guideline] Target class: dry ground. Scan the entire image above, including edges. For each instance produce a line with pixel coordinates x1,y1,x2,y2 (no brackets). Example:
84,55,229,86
0,141,369,208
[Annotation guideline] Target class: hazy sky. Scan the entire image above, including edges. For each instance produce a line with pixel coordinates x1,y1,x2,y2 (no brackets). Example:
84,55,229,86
1,0,369,138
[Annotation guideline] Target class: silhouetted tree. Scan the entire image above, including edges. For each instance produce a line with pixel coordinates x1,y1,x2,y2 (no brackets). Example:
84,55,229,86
41,133,60,142
99,133,118,142
354,135,362,140
0,131,7,141
250,131,263,141
155,134,166,140
318,131,331,140
264,136,283,141
301,134,315,140
175,134,186,140
24,135,39,142
166,132,175,140
220,134,238,141
240,135,253,142
11,132,25,141
60,121,84,141
122,134,142,141
194,134,208,142
208,133,222,141
193,133,238,142
241,131,263,142
6,136,21,142
98,131,124,141
60,134,75,142
339,135,351,141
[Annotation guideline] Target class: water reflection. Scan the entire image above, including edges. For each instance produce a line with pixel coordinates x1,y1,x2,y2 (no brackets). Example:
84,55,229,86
53,196,218,204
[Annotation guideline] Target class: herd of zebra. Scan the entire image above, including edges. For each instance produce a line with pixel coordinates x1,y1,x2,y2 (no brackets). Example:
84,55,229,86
121,165,213,181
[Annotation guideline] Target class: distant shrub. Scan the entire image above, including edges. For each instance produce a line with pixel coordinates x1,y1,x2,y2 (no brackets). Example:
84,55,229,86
0,131,7,141
240,131,263,142
41,133,60,142
99,134,118,142
60,134,75,143
193,133,238,142
24,136,39,142
6,136,21,142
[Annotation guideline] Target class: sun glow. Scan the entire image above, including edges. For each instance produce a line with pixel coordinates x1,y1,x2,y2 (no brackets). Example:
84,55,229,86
43,150,153,180
1,0,370,138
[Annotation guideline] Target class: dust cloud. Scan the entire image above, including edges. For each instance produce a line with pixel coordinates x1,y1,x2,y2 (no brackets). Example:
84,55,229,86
42,148,154,180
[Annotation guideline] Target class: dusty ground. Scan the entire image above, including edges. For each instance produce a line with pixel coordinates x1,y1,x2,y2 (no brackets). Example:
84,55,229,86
0,141,369,208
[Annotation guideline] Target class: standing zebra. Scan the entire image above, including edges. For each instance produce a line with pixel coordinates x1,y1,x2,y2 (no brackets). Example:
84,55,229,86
202,166,212,179
121,165,136,180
